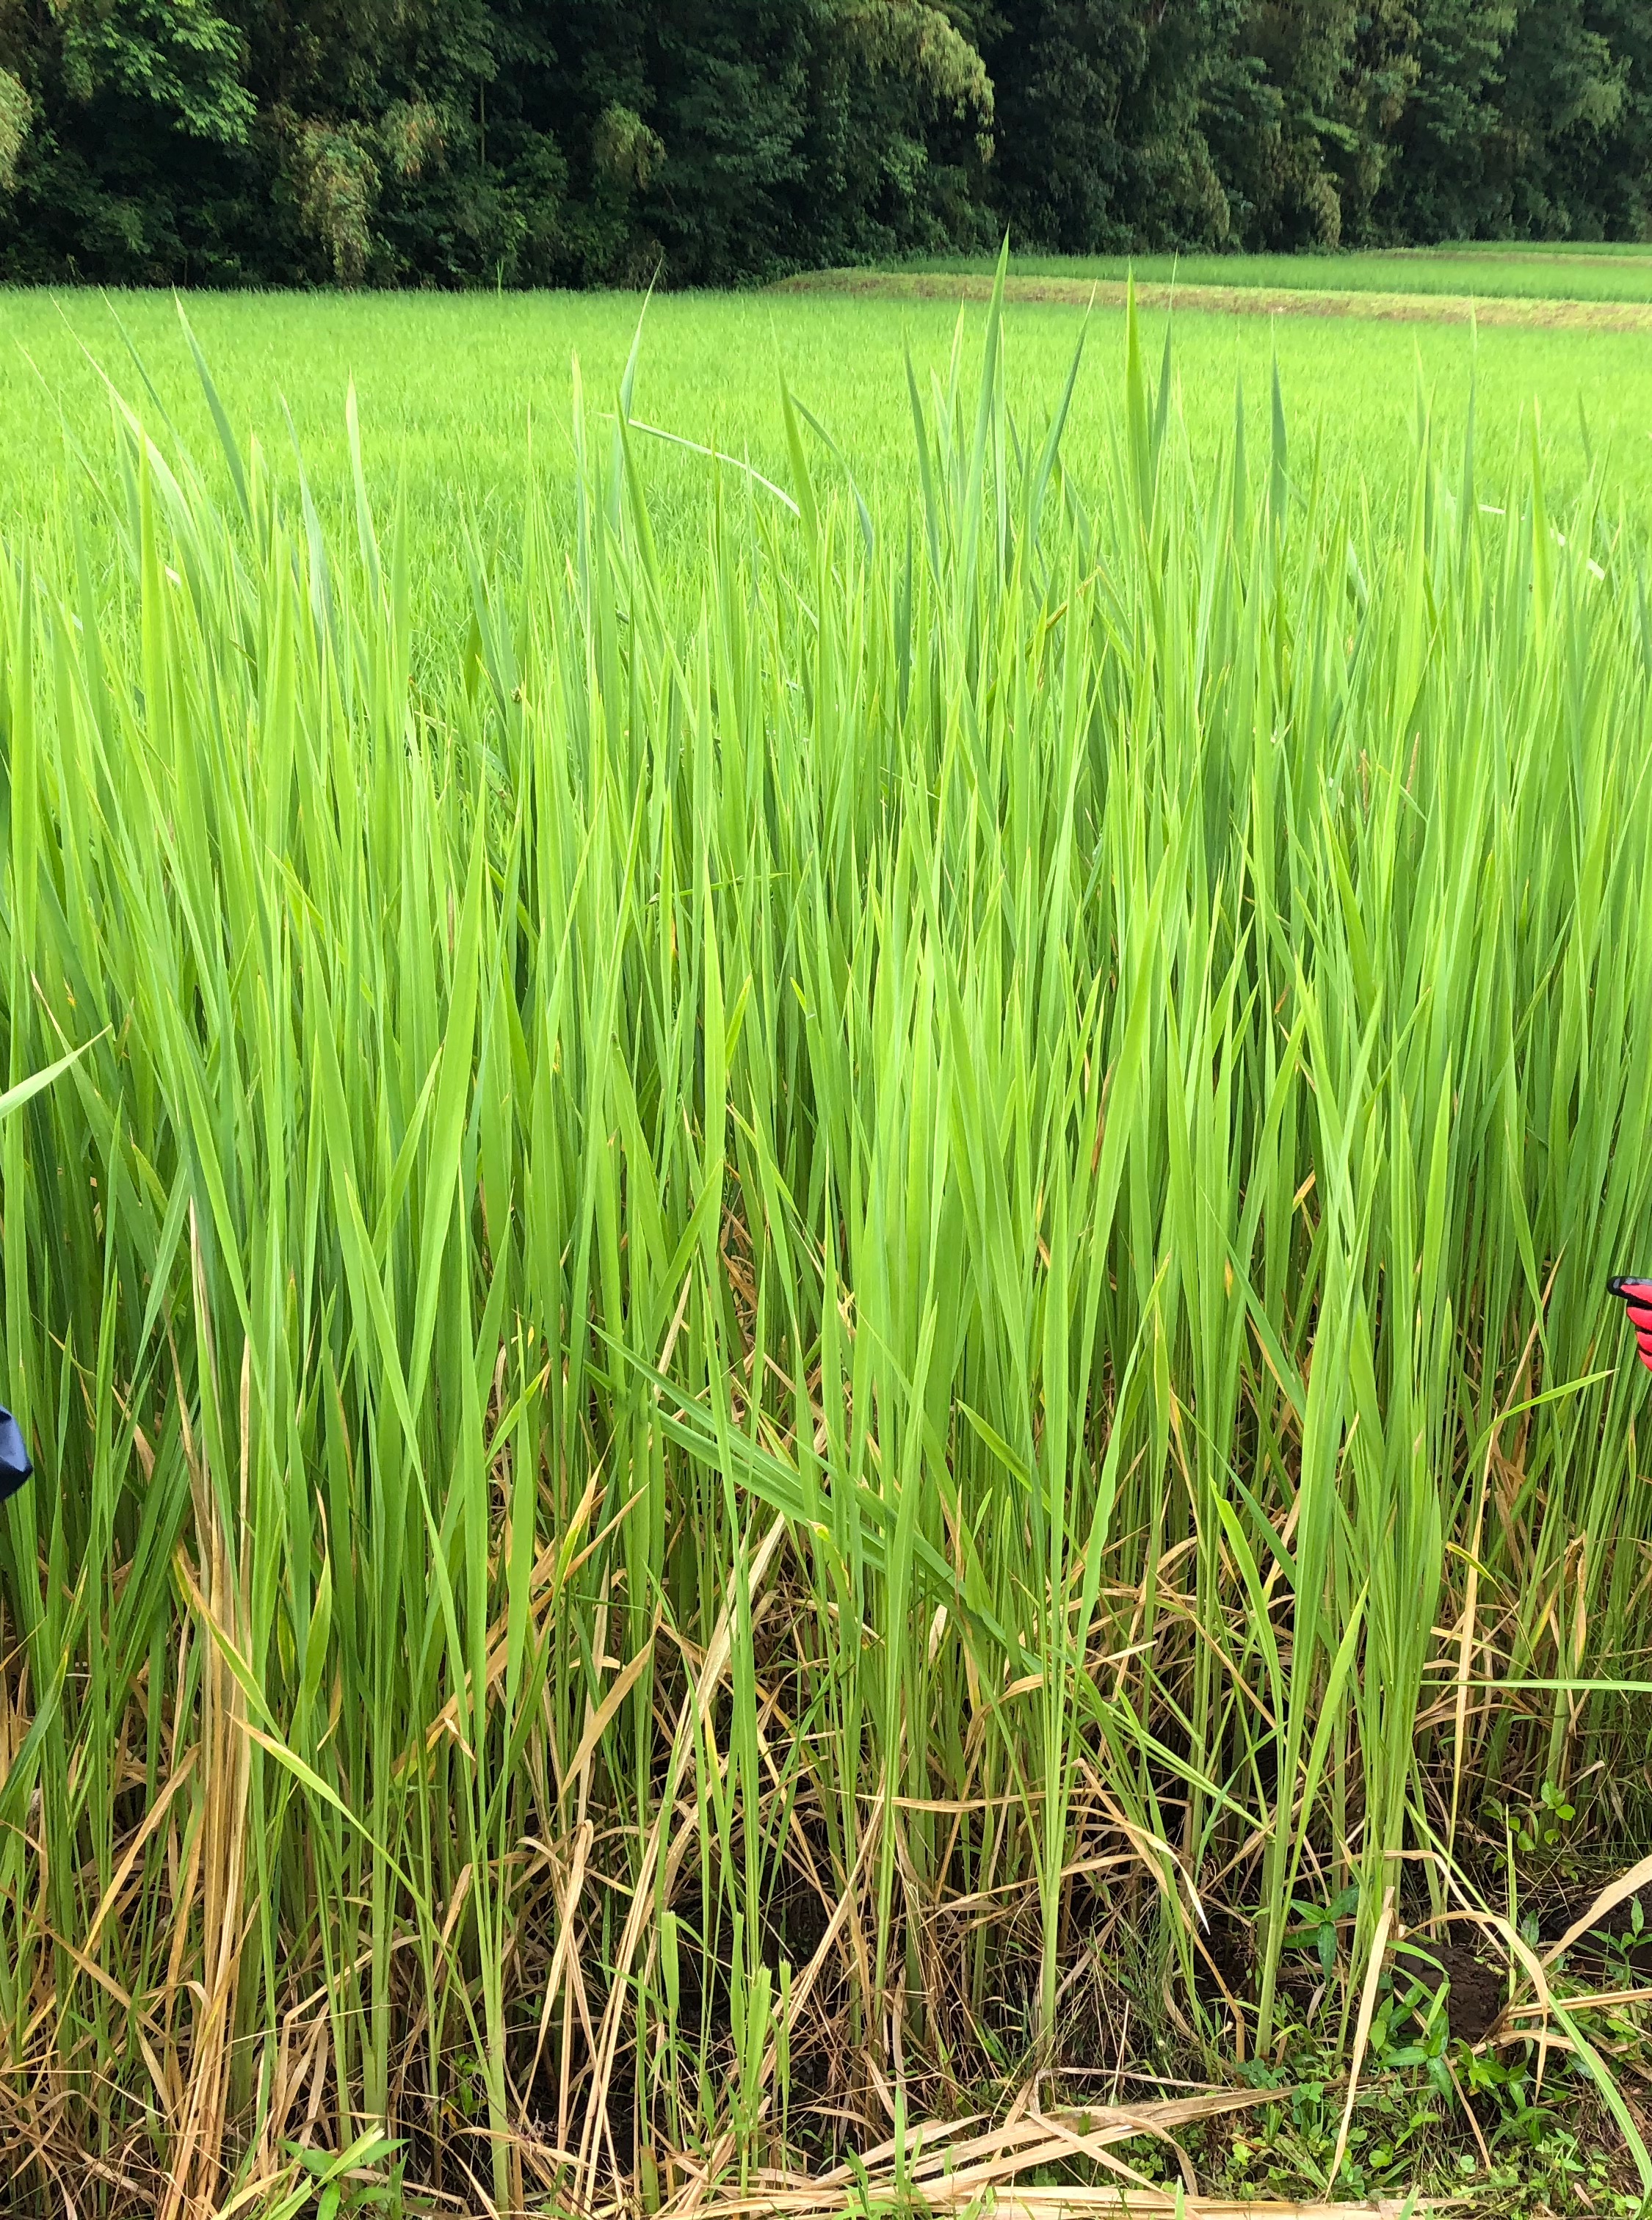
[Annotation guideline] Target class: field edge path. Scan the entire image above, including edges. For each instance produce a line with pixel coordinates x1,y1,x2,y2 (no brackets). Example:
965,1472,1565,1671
774,268,1652,333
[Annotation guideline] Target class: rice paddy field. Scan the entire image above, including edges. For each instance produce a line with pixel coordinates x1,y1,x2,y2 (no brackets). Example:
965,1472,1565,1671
4,250,1652,2216
7,260,1652,595
896,243,1652,305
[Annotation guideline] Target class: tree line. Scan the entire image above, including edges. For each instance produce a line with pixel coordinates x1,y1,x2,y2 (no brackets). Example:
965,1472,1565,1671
0,0,1644,288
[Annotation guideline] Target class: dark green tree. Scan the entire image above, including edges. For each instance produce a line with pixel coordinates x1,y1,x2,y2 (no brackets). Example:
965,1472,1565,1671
1498,0,1637,233
0,0,1643,283
1373,0,1514,237
0,0,256,279
979,0,1239,250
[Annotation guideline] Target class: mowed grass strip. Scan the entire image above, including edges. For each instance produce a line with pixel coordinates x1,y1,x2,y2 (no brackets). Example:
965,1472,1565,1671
778,265,1652,331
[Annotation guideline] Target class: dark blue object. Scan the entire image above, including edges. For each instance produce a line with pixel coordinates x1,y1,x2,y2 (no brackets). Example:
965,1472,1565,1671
0,1408,32,1502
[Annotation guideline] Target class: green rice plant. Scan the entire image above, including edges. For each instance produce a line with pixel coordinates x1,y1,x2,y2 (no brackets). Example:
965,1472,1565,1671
10,288,1652,606
1,266,1651,2215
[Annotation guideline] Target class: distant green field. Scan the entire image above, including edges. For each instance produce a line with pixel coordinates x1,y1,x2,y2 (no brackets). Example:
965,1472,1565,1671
1444,239,1652,256
900,244,1652,303
4,280,1652,620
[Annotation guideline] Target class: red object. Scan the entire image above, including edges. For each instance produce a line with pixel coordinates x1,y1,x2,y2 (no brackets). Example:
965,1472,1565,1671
1607,1277,1652,1371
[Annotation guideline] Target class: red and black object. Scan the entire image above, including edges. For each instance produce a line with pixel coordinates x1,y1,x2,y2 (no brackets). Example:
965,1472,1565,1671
1607,1276,1652,1372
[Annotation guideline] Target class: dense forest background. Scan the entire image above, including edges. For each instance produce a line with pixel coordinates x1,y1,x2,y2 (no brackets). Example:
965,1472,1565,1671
0,0,1644,286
